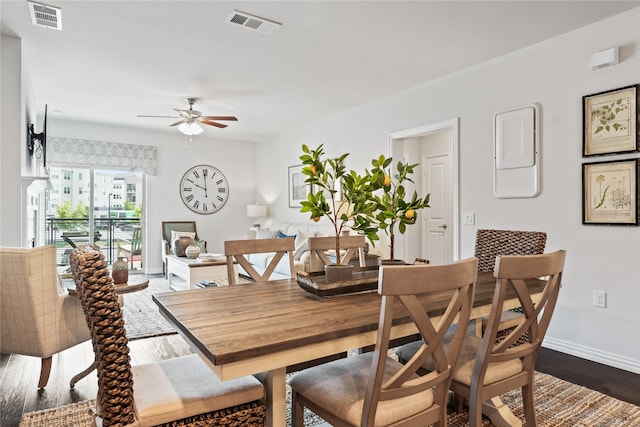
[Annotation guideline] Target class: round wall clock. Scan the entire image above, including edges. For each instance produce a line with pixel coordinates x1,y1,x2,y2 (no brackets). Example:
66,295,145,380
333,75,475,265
179,164,229,215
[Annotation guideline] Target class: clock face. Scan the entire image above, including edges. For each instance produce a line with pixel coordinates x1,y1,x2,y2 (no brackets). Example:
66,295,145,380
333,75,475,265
179,165,229,215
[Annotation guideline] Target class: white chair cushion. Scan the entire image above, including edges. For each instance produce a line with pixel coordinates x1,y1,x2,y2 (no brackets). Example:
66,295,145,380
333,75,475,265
288,353,434,426
132,354,263,426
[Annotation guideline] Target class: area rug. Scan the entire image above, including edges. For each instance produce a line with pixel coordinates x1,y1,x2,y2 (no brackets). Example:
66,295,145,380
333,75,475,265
19,372,640,426
121,275,176,340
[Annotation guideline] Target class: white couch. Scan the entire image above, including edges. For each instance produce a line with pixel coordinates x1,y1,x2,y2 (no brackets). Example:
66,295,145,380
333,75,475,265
240,221,335,281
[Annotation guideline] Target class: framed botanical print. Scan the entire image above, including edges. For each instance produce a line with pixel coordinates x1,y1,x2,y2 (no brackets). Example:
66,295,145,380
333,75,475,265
288,165,311,208
583,84,639,156
582,159,639,225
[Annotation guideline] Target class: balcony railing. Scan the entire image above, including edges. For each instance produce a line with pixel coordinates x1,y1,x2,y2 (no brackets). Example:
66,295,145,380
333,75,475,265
45,217,142,268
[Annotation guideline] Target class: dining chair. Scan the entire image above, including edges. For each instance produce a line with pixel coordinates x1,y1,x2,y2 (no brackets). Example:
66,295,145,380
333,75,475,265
224,237,295,284
474,229,547,336
306,235,367,271
397,250,566,427
288,257,478,427
69,245,265,426
0,245,91,389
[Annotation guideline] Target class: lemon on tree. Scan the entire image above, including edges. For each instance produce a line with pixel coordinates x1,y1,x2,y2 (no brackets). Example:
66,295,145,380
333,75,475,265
364,155,430,262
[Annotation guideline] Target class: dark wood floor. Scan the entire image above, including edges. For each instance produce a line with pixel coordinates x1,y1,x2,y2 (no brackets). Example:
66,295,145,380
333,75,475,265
535,347,640,406
1,336,638,427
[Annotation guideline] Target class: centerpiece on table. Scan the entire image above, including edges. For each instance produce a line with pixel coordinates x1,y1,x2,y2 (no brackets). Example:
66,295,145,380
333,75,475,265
299,144,380,282
364,154,431,264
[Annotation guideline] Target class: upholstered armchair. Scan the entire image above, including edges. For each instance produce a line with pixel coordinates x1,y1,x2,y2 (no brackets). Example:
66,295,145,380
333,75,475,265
161,221,207,277
0,245,91,389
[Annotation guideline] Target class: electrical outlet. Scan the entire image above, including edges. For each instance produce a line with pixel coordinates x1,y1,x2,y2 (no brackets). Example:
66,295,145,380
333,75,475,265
593,290,607,308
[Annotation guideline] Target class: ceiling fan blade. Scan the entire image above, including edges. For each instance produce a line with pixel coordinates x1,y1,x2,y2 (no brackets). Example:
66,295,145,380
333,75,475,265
201,116,238,121
168,120,185,127
201,120,228,128
137,115,180,118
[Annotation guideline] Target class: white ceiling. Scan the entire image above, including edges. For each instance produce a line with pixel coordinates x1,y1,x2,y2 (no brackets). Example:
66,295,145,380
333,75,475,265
2,1,639,142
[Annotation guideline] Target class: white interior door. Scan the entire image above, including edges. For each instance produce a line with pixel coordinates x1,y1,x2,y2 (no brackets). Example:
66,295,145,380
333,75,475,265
422,153,452,265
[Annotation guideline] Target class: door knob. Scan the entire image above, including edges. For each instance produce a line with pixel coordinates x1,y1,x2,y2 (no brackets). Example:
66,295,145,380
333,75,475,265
438,224,448,229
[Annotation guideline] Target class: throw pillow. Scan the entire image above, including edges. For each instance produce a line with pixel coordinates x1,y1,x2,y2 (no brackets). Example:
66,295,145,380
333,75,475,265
277,231,296,240
173,236,195,257
256,228,279,239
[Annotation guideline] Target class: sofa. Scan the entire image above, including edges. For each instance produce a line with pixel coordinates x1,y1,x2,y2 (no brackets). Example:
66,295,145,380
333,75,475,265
240,221,335,281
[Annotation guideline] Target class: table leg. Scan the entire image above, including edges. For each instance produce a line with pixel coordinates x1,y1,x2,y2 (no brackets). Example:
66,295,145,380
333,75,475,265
483,396,523,427
263,367,287,427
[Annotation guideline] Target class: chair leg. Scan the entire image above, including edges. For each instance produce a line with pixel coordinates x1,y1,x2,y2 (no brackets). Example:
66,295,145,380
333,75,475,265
38,356,53,389
522,380,537,426
291,390,305,427
468,389,484,427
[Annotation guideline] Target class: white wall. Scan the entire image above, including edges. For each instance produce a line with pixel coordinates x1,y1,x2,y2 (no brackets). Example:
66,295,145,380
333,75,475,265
256,9,640,372
49,118,257,273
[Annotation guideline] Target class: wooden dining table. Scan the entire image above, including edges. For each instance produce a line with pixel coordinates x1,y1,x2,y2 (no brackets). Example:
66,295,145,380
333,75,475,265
153,271,544,427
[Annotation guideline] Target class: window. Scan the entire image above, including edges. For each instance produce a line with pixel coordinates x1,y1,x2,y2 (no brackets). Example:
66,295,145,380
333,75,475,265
63,187,71,194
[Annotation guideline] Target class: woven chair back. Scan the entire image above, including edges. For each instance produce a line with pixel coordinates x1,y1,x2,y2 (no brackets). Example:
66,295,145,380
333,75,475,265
70,245,136,426
474,229,547,273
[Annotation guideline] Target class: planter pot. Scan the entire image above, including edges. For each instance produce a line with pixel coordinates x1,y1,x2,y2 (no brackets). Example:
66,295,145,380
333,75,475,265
324,264,354,283
378,259,407,266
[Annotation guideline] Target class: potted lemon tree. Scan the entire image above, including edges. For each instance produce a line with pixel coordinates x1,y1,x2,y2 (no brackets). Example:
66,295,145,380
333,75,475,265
366,155,430,264
299,144,379,282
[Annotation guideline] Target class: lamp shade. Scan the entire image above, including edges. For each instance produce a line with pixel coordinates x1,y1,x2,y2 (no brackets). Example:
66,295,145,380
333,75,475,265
247,204,268,218
177,122,204,136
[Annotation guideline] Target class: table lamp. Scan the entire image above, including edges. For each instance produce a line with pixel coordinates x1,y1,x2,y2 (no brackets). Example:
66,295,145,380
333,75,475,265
247,204,268,229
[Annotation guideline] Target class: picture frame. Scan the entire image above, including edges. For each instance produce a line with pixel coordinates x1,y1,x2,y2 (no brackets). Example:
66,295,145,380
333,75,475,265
582,159,639,225
288,165,311,208
583,84,639,157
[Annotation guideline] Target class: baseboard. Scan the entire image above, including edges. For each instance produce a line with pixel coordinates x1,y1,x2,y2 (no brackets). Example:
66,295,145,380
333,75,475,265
543,336,640,374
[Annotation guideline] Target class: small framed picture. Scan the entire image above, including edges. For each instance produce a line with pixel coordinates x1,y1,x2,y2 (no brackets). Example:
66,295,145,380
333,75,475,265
583,84,639,156
288,165,311,208
582,159,639,225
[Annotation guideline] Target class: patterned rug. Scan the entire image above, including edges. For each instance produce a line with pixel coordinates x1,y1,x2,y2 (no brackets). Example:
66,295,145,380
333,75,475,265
120,275,177,340
19,372,640,426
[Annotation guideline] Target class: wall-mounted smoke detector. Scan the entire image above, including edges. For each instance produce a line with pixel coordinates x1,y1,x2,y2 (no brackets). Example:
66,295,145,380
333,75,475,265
226,10,281,35
28,1,62,30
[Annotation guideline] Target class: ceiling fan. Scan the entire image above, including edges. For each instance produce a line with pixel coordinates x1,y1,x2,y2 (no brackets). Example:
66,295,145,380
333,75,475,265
137,98,238,136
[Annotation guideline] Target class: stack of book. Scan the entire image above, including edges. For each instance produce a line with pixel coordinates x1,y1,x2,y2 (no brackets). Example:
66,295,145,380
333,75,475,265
195,280,219,288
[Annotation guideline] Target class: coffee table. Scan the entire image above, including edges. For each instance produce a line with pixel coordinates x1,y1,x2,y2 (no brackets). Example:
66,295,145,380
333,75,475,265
166,254,236,290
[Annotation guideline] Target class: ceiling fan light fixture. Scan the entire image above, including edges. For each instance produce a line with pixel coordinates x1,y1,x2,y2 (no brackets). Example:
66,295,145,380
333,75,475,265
178,122,203,136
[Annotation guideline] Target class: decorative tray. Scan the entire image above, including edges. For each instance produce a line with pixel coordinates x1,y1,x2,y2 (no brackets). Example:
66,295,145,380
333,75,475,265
295,266,379,297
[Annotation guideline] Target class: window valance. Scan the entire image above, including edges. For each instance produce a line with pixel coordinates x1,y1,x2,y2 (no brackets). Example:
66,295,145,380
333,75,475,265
47,137,157,175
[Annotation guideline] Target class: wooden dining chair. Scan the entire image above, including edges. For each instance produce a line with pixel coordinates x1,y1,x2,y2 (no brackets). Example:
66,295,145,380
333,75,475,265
397,250,566,427
117,225,142,269
224,237,295,284
307,235,367,271
454,250,566,427
474,229,547,336
288,257,478,427
69,245,265,426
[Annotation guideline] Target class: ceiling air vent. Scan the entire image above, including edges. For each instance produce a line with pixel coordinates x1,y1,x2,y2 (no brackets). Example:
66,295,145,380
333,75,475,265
28,1,62,30
226,10,281,35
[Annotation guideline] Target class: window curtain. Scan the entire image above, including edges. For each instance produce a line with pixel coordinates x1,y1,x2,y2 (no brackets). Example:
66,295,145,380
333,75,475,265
47,137,157,175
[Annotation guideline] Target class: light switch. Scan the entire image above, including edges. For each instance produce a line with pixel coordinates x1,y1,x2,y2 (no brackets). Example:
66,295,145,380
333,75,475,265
463,212,475,225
